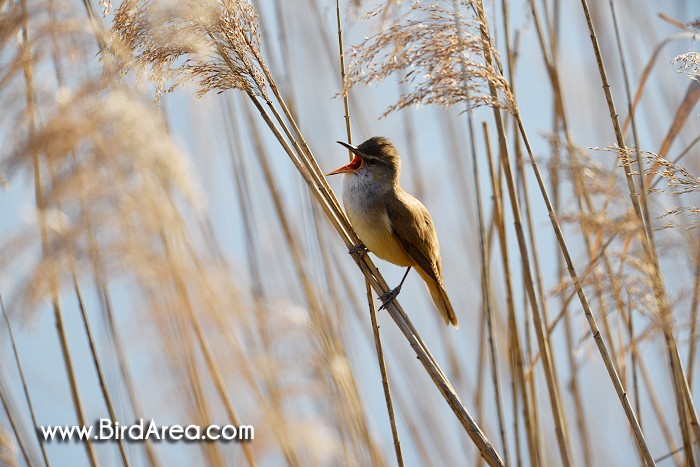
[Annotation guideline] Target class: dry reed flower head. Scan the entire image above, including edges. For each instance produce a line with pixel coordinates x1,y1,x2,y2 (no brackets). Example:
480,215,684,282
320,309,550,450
545,141,679,323
554,145,697,323
609,145,700,196
3,82,207,312
0,0,209,313
345,0,515,117
671,52,700,83
547,137,636,238
113,0,269,99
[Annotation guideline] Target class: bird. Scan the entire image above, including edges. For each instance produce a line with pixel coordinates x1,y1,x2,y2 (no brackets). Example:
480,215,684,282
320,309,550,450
327,136,458,328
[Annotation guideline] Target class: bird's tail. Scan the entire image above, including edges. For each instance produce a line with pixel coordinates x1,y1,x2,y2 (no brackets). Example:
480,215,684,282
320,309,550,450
418,269,459,328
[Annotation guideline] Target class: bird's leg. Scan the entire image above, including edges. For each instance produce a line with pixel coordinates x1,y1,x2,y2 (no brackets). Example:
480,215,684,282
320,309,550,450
379,266,412,310
349,242,368,258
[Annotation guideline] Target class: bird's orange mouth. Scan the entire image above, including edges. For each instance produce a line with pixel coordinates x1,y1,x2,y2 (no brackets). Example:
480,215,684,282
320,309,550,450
327,155,365,175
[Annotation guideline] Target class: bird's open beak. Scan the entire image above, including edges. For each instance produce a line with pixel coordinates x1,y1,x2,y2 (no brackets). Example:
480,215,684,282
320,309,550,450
327,141,365,175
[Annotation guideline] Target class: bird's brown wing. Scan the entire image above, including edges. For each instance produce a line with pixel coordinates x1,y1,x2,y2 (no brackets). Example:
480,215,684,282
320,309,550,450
388,192,458,328
386,192,442,284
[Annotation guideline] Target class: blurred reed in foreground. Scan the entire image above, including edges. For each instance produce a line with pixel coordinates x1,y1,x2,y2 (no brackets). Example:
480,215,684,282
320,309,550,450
1,0,700,466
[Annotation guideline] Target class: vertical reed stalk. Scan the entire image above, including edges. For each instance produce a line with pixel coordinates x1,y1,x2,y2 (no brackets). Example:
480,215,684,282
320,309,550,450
520,0,597,460
688,255,700,386
71,273,130,467
19,1,98,464
466,99,509,467
93,276,162,467
470,0,660,461
473,304,488,467
472,1,573,463
579,1,699,463
451,4,509,462
163,245,256,467
1,295,49,467
483,122,539,466
0,378,33,466
227,99,304,466
335,2,403,464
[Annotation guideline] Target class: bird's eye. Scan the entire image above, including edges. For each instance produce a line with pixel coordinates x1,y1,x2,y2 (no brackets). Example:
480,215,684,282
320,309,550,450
367,159,378,166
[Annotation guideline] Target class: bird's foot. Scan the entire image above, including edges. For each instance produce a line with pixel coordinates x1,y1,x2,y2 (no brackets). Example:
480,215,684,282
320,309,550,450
378,285,402,311
349,242,368,258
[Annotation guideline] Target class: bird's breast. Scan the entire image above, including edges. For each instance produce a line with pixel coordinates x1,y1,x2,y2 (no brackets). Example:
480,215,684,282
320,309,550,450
342,174,412,267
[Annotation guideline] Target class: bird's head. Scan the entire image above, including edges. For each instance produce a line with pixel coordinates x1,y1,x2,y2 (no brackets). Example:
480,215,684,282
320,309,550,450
328,136,401,186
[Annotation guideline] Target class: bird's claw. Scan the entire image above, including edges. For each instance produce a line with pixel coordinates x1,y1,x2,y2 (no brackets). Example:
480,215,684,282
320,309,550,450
378,286,401,311
349,242,368,257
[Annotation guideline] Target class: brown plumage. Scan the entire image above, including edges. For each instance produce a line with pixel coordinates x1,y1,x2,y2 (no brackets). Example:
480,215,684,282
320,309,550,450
328,136,458,328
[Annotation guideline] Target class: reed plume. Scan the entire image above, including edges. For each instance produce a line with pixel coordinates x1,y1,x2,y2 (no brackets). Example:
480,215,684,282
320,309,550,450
345,0,515,117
